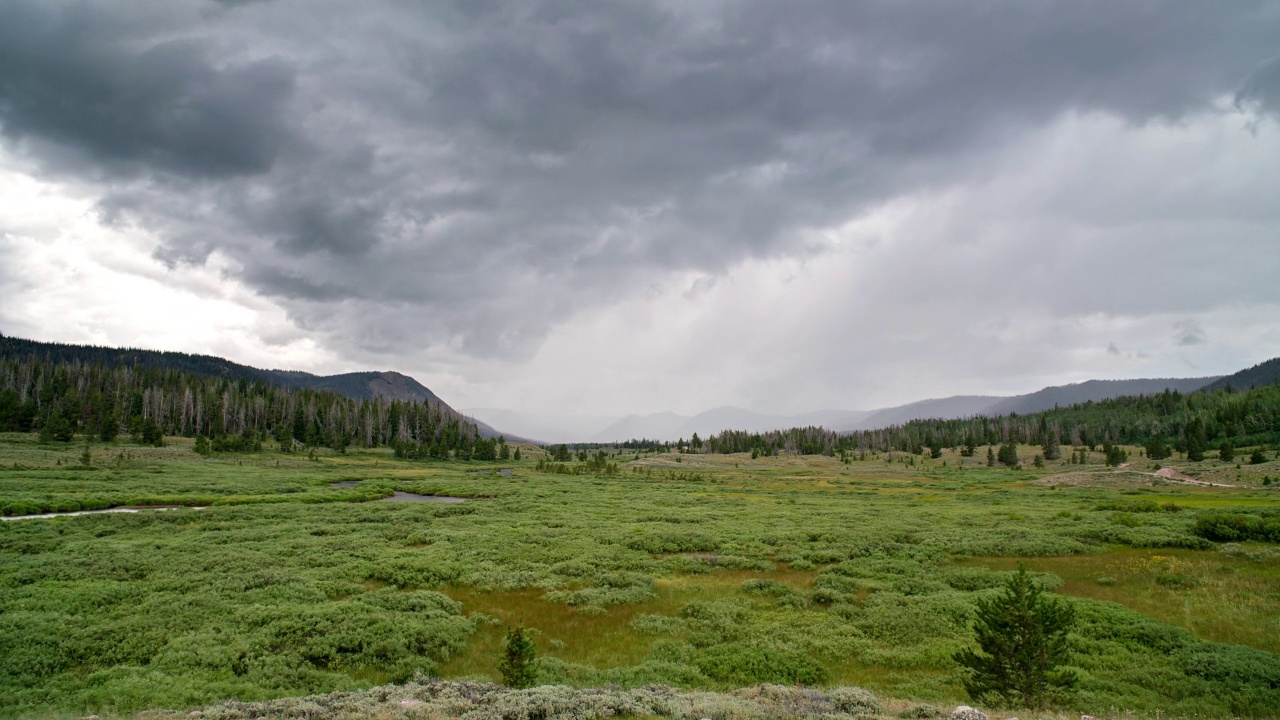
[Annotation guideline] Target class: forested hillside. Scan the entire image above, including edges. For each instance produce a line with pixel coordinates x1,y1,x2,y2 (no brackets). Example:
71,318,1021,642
683,373,1280,459
0,353,482,457
0,334,443,404
1203,357,1280,392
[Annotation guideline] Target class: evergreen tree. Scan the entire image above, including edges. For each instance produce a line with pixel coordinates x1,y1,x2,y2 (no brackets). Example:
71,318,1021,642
997,442,1020,467
1185,419,1207,462
954,566,1077,709
473,438,497,461
1103,442,1128,467
1042,429,1060,461
987,447,996,467
41,414,74,443
273,423,292,451
1145,435,1170,461
1218,440,1234,463
498,625,537,689
137,416,164,447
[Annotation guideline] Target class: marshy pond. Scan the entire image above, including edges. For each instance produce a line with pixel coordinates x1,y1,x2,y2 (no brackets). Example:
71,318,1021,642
329,480,468,503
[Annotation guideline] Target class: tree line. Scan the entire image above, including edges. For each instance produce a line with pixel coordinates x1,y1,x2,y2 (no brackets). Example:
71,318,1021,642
0,355,481,456
629,385,1280,459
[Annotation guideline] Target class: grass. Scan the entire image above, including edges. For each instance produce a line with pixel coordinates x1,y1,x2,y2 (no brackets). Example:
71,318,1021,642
440,568,818,677
961,546,1280,652
2,434,1280,718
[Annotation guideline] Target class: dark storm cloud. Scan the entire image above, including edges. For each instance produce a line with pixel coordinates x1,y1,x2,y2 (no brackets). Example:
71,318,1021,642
1237,56,1280,115
0,3,296,178
1,0,1277,360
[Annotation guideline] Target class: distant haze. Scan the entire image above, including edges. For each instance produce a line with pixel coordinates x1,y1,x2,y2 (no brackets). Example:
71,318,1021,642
469,376,1220,443
2,1,1278,418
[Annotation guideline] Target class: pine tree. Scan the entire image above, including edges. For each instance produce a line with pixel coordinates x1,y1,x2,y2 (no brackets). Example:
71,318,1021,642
1185,419,1206,462
1145,436,1169,461
1042,429,1060,461
41,414,74,443
1103,442,1128,467
954,566,1077,709
997,442,1019,467
1218,441,1234,463
498,625,537,688
987,447,996,467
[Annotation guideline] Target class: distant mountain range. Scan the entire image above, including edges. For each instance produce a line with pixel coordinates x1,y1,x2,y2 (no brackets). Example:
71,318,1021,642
470,375,1227,443
10,332,1275,446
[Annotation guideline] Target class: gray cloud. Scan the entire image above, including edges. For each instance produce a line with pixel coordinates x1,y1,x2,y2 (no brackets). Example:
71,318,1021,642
0,3,296,178
1175,320,1208,347
1,0,1278,367
1237,56,1280,115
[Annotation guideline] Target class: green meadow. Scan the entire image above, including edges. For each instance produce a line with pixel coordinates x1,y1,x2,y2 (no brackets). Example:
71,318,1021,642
2,434,1279,718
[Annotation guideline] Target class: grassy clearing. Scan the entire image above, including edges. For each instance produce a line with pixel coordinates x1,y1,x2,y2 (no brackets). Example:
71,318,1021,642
440,568,818,678
2,435,1279,718
961,546,1280,652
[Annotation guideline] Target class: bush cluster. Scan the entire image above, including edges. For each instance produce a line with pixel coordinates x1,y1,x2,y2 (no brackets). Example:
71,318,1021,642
183,679,885,720
1191,511,1280,543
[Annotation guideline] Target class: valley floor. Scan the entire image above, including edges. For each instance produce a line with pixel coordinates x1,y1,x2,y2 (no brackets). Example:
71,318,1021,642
1,435,1279,719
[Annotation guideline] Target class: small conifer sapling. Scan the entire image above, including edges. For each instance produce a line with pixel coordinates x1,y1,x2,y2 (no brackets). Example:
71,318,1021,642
499,625,537,689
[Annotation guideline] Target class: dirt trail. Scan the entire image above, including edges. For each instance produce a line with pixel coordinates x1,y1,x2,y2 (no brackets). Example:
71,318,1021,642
1036,467,1238,488
1153,467,1235,487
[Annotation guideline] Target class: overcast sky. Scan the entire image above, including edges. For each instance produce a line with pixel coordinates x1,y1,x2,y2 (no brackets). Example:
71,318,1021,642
2,0,1279,420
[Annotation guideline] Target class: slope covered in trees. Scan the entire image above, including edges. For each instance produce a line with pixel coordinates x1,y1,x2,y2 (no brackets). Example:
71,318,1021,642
0,334,444,404
674,366,1280,459
1203,357,1280,392
0,351,482,457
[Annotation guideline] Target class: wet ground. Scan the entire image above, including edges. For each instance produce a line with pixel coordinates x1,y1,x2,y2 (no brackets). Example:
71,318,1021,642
381,491,467,503
328,480,468,502
1,506,205,521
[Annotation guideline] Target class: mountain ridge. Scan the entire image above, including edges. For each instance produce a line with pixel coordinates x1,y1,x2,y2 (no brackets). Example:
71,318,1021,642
0,333,532,441
472,375,1229,443
1203,357,1280,392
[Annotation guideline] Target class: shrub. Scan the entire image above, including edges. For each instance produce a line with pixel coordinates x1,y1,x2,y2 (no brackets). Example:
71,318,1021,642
1192,512,1280,543
545,572,656,609
694,644,827,686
